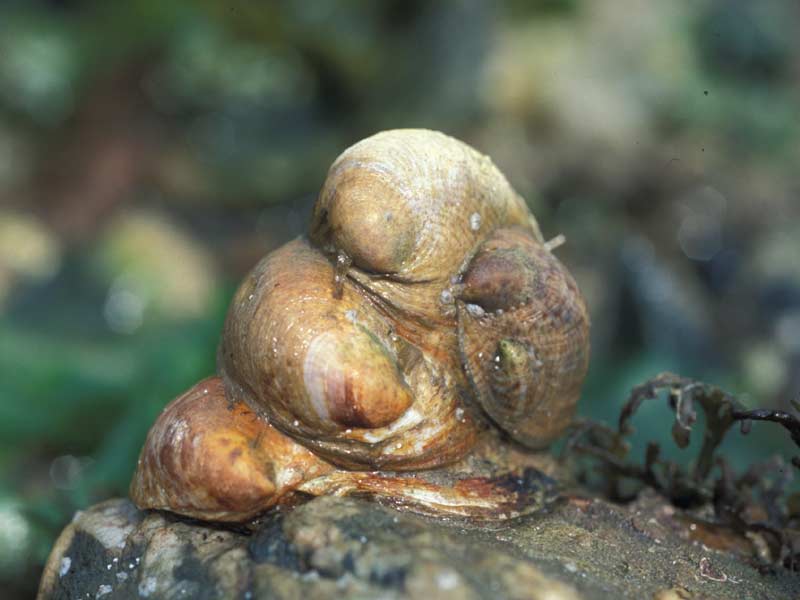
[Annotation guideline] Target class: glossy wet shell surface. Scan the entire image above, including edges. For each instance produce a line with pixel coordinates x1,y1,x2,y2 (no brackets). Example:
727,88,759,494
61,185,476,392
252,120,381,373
218,238,479,471
458,228,591,448
133,129,592,522
311,129,541,282
220,129,590,465
129,377,333,521
309,129,544,323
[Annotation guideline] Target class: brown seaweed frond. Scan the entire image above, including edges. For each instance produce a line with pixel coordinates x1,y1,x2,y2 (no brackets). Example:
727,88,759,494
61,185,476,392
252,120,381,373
562,372,800,570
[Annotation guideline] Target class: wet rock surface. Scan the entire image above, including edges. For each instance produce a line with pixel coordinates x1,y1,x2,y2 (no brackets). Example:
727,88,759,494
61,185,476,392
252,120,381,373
39,494,798,600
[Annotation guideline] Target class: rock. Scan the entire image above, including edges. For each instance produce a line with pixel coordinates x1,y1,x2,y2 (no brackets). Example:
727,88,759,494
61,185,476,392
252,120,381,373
38,493,798,600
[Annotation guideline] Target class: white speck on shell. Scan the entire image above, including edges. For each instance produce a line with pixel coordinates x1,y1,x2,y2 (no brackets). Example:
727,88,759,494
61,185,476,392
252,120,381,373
59,557,71,577
469,212,481,231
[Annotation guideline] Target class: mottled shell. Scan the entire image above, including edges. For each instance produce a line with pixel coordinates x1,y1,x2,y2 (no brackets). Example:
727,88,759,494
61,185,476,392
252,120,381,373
309,129,543,321
217,238,478,471
457,228,591,448
130,376,558,521
216,128,589,464
132,129,592,523
129,377,333,521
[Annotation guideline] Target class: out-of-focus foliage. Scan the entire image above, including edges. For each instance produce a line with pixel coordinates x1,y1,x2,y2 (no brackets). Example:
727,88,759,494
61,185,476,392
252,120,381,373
0,1,799,597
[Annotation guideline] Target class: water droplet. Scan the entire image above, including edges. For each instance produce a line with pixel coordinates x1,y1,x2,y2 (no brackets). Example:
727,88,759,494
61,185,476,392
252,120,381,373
59,557,71,577
333,251,352,298
469,212,481,231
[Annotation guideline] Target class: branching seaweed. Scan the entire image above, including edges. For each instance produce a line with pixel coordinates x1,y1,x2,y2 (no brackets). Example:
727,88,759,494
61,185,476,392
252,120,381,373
563,372,800,570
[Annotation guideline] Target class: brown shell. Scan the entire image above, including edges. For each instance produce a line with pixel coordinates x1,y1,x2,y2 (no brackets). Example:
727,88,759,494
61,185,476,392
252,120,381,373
218,130,559,470
457,227,591,448
217,237,479,471
129,377,333,521
132,129,591,522
309,129,543,321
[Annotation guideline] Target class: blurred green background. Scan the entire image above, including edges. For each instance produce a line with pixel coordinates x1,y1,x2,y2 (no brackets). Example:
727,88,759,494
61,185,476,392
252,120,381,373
1,1,799,596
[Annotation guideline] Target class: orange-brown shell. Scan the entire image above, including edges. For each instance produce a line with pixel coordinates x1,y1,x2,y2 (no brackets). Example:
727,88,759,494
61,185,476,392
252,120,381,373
129,377,333,521
218,129,589,464
217,237,479,470
457,228,591,448
130,376,558,521
132,129,591,522
309,129,543,321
